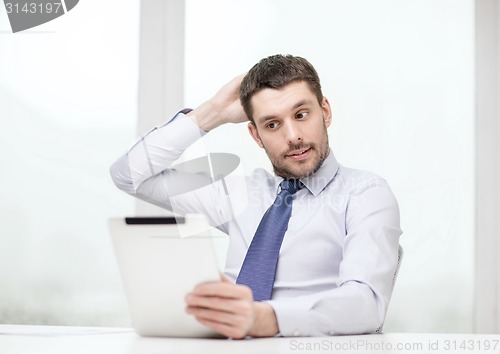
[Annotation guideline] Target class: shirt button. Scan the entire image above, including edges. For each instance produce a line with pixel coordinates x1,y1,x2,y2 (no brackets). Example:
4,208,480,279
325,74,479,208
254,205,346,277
293,330,300,337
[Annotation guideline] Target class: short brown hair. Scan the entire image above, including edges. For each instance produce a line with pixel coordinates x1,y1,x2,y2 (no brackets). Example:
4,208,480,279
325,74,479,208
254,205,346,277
240,54,323,123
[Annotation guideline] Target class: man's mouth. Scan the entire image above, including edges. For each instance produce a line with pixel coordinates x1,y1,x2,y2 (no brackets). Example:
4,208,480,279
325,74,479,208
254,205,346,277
285,147,312,160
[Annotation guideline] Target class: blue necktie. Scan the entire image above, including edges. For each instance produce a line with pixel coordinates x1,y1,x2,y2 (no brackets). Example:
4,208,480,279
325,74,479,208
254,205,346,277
236,179,302,301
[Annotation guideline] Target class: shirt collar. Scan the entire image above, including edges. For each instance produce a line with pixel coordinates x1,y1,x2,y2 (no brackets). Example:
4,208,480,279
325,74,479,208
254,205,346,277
274,149,339,196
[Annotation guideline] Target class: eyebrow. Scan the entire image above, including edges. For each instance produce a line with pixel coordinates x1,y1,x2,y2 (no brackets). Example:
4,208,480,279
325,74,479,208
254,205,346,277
256,99,314,124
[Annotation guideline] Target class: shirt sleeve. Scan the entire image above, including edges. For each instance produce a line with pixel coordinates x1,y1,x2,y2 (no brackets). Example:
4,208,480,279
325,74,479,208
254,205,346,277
267,178,402,336
109,110,235,229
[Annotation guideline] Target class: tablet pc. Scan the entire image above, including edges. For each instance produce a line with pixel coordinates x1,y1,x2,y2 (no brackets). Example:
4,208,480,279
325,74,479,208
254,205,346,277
108,214,222,337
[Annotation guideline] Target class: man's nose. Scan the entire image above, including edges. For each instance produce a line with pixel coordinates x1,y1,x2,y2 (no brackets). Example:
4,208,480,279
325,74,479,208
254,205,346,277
284,121,302,145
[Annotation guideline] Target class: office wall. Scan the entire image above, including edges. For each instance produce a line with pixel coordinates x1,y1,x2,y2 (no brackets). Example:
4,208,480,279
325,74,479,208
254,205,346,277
475,0,500,333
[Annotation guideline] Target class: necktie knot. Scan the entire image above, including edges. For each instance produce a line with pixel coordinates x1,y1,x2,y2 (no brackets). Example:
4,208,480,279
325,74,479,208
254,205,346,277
280,179,302,195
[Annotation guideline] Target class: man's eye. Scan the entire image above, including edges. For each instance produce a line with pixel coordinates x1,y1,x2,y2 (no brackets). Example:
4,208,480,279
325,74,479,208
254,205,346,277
267,122,278,129
296,112,308,119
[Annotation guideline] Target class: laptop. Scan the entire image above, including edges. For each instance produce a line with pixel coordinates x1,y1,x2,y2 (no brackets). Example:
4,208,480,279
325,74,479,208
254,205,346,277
108,214,222,338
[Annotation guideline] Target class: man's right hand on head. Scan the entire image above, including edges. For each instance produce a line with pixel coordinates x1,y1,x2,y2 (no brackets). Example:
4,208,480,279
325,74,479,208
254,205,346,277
187,74,249,132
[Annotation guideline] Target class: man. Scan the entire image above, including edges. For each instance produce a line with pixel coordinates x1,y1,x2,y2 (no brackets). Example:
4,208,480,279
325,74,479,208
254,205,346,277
110,55,402,339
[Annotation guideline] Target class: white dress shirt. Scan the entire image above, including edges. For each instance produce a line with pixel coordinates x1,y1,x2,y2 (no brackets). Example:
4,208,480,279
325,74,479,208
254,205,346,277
110,110,403,337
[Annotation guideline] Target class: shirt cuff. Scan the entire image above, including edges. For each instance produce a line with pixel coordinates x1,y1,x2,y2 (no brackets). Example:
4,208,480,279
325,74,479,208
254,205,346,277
146,109,207,152
266,297,314,337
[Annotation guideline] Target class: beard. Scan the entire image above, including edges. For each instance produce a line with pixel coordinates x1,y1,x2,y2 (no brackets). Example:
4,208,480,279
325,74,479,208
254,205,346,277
262,125,330,179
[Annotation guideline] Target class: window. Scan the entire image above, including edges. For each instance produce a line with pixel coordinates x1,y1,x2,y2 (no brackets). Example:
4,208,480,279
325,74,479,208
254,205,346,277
0,0,475,331
0,0,139,325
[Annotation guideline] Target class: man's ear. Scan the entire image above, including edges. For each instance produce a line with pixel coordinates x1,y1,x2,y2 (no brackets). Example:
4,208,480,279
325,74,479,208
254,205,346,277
322,97,333,128
248,122,264,148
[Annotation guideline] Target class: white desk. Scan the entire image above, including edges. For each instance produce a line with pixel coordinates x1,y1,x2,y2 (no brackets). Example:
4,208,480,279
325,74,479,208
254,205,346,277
1,325,499,354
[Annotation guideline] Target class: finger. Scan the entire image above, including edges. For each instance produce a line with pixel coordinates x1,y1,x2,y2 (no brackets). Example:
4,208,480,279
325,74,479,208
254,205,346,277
190,309,251,339
193,282,252,300
186,294,252,315
196,317,248,339
186,305,245,326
